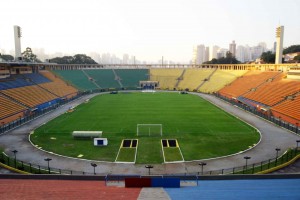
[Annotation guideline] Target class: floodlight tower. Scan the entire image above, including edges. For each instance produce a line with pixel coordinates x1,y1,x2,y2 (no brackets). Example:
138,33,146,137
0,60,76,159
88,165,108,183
275,26,284,64
14,25,22,61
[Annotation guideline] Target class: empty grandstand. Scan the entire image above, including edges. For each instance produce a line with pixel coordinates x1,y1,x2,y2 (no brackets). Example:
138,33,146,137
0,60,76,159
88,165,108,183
244,79,300,107
0,94,27,124
0,65,79,128
2,85,59,108
199,70,248,93
1,62,300,198
176,68,214,91
271,93,300,126
218,71,282,98
150,68,184,90
39,71,78,99
114,69,149,89
84,69,121,89
53,70,99,91
1,63,299,136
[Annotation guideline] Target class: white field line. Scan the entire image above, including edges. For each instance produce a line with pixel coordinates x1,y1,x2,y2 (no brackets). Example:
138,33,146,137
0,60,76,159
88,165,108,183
134,139,138,163
161,140,166,163
162,139,184,163
164,147,185,164
115,148,135,164
114,140,123,162
178,144,185,162
115,139,137,163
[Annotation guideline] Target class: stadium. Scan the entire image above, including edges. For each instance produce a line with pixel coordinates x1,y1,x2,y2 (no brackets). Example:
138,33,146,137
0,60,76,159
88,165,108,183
1,62,300,198
1,5,300,197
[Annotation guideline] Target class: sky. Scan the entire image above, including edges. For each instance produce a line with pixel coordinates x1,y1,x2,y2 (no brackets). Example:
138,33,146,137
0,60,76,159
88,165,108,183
0,0,299,63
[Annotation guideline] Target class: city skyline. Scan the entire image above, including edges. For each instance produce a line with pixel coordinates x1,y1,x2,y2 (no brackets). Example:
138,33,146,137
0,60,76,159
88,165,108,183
193,41,273,64
0,0,299,63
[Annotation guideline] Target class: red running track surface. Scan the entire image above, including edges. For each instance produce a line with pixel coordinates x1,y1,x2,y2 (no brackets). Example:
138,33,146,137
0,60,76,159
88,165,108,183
0,179,141,200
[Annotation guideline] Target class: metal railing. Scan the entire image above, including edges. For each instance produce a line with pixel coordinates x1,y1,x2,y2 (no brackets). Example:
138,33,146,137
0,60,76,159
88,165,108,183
1,148,299,176
201,148,299,175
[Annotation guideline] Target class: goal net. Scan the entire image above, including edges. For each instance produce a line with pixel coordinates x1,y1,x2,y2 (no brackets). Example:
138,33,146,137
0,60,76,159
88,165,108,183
137,124,162,136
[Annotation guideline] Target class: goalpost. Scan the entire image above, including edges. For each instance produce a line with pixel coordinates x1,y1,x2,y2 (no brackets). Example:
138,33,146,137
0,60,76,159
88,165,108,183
137,124,162,136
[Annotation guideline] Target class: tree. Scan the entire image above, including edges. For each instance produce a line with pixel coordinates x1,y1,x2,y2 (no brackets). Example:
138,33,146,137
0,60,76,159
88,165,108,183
260,51,275,63
50,54,97,64
73,54,97,64
50,56,74,64
0,54,14,61
294,55,300,62
226,52,240,64
283,45,300,54
22,47,38,62
210,58,218,64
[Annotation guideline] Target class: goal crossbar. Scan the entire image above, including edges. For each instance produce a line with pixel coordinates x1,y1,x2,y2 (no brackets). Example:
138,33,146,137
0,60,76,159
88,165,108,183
137,124,162,136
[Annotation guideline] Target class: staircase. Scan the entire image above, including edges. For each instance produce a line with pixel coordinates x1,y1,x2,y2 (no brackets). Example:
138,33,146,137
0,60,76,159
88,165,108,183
20,74,60,98
196,68,218,91
272,90,300,107
112,69,123,88
240,71,283,97
81,70,102,89
174,69,186,88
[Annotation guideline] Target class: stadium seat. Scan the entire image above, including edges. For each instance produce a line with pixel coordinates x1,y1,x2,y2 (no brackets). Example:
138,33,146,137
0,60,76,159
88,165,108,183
150,68,184,90
177,69,214,91
218,71,282,99
0,95,27,121
53,70,99,91
114,69,149,89
39,71,78,99
199,70,248,93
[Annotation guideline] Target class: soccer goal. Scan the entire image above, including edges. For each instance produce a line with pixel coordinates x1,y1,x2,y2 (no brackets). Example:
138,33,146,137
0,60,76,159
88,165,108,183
137,124,162,136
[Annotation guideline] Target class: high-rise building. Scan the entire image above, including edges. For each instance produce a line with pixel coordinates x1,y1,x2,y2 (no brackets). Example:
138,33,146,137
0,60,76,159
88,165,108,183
258,42,267,53
130,55,135,64
192,45,206,64
275,26,284,64
14,25,22,60
205,47,209,62
209,45,220,61
235,43,266,62
251,45,264,60
123,54,129,64
101,53,111,64
229,40,236,57
111,54,116,63
217,48,228,59
89,52,101,63
236,45,245,63
192,46,197,65
244,45,252,62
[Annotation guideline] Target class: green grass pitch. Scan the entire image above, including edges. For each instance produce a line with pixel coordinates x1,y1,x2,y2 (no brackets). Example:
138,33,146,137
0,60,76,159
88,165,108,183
116,148,136,162
31,92,260,164
163,148,184,162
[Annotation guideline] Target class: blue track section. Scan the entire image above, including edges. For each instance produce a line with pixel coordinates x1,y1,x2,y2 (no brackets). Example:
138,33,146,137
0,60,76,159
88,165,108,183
165,179,300,200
